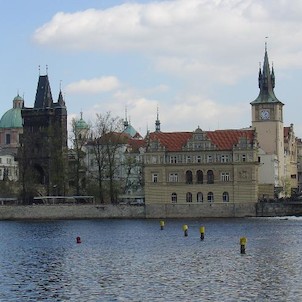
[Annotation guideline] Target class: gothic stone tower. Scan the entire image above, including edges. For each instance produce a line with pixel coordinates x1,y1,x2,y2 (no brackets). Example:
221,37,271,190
21,74,68,196
250,46,285,197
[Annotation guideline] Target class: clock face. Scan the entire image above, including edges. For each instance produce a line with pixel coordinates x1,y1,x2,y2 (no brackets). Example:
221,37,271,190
260,109,270,120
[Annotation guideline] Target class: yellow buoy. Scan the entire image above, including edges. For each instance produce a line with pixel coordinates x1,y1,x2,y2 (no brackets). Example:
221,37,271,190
240,237,247,254
160,220,165,230
199,226,205,240
182,224,188,236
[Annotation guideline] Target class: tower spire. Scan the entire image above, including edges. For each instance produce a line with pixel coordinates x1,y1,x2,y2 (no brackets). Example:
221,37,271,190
124,106,129,129
155,105,160,132
251,43,283,105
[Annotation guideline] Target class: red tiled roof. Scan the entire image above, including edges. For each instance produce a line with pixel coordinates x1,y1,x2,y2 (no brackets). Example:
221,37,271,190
149,132,192,151
207,129,255,150
128,138,146,151
149,129,255,151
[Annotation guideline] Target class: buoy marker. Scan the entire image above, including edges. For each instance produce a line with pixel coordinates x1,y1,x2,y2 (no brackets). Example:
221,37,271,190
182,224,188,237
199,226,205,240
240,237,247,254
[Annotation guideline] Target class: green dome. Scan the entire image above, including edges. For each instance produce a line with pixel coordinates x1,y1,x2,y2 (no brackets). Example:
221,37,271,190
13,95,24,102
0,107,23,128
75,118,88,129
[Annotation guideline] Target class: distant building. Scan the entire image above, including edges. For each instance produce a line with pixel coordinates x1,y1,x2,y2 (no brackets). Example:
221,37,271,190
0,94,23,153
0,95,24,182
144,127,259,205
21,74,68,195
251,46,298,198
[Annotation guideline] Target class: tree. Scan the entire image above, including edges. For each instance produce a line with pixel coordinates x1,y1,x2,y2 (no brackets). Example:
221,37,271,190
88,112,124,203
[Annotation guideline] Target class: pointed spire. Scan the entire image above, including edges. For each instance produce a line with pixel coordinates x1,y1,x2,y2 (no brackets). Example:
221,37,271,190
251,43,283,105
57,89,65,107
124,106,129,129
155,105,161,132
34,74,53,108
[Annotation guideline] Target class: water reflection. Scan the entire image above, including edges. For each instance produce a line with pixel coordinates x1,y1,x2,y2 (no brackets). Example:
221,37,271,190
0,218,301,301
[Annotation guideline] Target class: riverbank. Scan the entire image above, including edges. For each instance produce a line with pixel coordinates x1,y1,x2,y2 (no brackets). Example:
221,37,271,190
0,201,301,220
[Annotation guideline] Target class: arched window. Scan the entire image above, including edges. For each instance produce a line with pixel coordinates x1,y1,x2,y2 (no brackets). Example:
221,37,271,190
197,192,203,202
196,170,203,184
207,192,214,202
186,170,193,184
207,170,214,184
186,192,192,203
171,193,177,203
222,192,229,202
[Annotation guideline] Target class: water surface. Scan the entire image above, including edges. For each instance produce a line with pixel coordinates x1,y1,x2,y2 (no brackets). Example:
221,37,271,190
0,217,301,301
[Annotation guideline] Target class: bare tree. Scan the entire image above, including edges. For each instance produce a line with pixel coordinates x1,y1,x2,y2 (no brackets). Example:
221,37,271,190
88,112,124,203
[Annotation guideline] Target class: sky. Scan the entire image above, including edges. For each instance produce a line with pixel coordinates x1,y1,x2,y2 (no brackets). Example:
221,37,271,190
1,0,302,139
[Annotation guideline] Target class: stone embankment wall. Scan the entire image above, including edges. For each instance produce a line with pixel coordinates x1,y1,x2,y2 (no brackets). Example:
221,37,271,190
0,204,145,220
0,202,256,220
256,202,302,217
0,202,300,220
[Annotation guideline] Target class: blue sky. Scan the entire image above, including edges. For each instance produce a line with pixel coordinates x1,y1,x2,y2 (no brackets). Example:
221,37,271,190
1,0,302,138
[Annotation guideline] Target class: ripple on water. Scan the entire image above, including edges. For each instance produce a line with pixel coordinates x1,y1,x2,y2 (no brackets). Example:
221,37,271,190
0,218,301,301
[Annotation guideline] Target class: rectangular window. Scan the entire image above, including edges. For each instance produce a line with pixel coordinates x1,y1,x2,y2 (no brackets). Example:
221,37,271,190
5,134,10,145
169,173,178,182
242,154,246,162
186,156,191,163
221,155,229,163
221,172,230,182
7,158,12,164
152,173,158,183
196,155,201,163
207,155,212,163
170,156,177,164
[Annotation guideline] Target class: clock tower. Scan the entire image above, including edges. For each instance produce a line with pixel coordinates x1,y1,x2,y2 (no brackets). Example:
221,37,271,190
251,45,285,196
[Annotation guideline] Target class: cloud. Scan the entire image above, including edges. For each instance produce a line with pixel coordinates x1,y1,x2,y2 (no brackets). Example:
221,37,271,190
65,76,120,94
33,0,302,84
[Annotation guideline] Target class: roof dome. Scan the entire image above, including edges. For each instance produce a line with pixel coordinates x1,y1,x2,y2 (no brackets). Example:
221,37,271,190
0,108,22,128
75,118,89,129
13,95,24,102
0,95,23,129
75,113,88,130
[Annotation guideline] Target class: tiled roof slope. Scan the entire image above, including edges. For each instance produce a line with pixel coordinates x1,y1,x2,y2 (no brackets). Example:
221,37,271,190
149,129,255,151
149,132,192,152
207,129,255,150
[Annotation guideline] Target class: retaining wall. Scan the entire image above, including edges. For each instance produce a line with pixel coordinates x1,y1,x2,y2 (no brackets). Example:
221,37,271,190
0,202,300,220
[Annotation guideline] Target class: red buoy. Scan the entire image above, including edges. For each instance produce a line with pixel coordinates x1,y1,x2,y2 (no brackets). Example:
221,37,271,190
76,236,81,244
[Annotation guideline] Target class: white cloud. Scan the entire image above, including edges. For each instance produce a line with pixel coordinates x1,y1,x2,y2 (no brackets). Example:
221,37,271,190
65,76,120,94
33,0,302,84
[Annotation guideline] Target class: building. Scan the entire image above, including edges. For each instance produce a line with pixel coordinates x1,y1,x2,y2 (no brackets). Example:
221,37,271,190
143,46,299,212
0,94,23,153
251,45,298,198
0,94,24,182
144,127,259,208
21,74,68,196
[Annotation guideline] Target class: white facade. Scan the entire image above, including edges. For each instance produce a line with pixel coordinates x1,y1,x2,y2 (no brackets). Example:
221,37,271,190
0,153,18,181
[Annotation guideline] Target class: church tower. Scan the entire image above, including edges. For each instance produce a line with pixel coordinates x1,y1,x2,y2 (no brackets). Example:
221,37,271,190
250,45,285,196
21,73,68,197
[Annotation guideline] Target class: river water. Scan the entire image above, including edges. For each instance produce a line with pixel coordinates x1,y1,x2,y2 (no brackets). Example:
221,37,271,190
0,217,301,301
